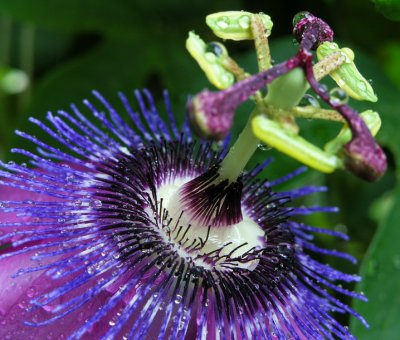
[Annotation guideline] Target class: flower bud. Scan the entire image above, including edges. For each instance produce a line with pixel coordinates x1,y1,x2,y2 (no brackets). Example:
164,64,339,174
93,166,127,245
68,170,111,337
344,137,387,181
293,12,333,50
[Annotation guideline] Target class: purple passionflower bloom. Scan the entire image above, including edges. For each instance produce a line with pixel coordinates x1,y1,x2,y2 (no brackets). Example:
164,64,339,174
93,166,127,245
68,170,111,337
0,89,367,339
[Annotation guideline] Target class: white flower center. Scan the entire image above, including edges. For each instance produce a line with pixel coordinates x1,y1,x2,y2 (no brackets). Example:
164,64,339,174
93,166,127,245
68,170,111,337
154,177,265,271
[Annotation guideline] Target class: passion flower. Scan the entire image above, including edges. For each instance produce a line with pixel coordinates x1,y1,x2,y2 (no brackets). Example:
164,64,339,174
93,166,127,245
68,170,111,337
0,90,367,339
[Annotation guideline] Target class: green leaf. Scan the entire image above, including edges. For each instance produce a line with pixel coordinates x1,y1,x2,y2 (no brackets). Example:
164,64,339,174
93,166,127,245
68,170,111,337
351,185,400,338
381,42,400,91
371,0,400,21
6,36,209,161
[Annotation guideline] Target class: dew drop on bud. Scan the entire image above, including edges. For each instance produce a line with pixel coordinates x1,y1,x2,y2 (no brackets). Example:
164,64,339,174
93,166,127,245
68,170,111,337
329,87,349,105
204,52,217,63
301,94,320,108
292,11,312,27
205,42,226,57
257,143,271,151
216,16,229,29
357,82,367,91
238,15,251,29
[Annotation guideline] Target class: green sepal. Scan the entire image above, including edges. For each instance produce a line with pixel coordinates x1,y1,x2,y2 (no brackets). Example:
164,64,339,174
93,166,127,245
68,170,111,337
206,11,273,41
317,42,378,102
186,32,235,89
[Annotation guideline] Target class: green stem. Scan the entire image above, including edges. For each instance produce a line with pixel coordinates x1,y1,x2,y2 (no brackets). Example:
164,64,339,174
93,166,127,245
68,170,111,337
219,67,309,182
218,106,261,182
290,106,344,122
264,68,308,109
251,14,271,72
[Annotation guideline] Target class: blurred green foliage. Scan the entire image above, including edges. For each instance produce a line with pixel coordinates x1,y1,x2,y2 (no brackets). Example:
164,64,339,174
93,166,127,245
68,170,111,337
0,0,399,338
371,0,400,21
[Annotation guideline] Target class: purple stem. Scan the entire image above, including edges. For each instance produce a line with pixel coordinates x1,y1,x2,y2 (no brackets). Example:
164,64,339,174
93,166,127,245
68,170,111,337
189,57,302,140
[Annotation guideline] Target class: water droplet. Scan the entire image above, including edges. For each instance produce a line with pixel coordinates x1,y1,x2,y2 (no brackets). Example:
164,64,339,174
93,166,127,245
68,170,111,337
221,73,234,84
26,286,36,298
342,47,354,62
278,243,292,256
318,83,328,93
258,143,271,152
329,87,348,105
92,199,102,207
174,294,183,304
301,94,320,108
216,16,229,29
204,52,217,63
86,266,95,275
292,11,311,27
357,81,367,91
73,200,82,207
206,42,225,57
238,15,251,29
270,256,279,264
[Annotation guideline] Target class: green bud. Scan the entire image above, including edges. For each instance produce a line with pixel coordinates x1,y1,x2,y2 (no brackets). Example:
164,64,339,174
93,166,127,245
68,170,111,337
206,11,273,41
186,32,235,89
316,42,377,102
